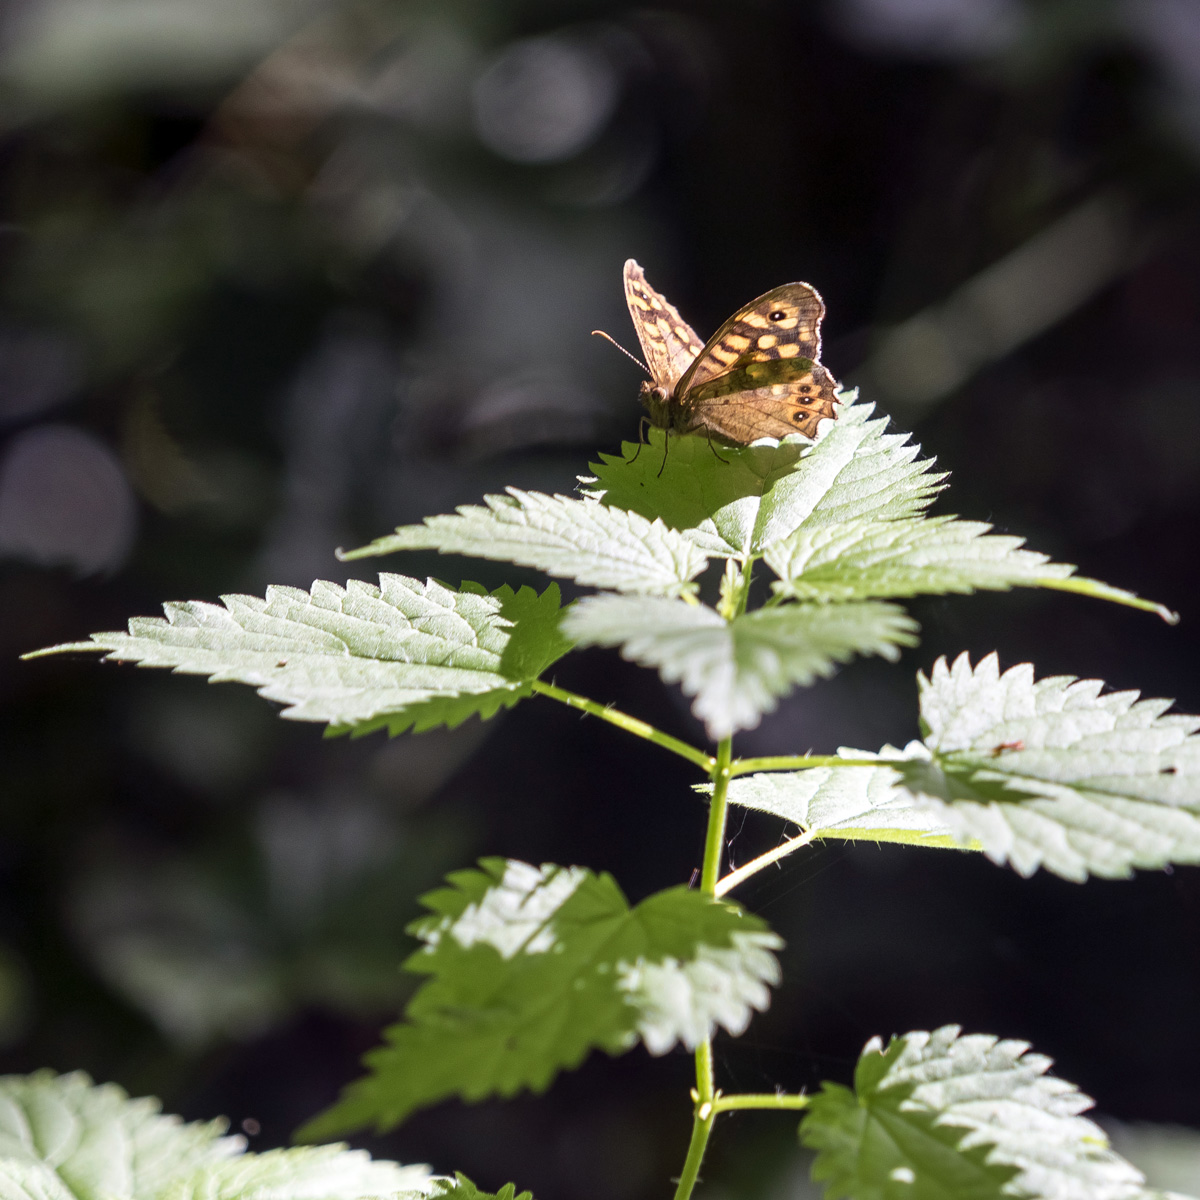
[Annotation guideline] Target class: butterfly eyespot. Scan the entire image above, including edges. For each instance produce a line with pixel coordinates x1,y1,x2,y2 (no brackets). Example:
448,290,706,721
799,385,811,393
769,309,787,321
791,412,805,423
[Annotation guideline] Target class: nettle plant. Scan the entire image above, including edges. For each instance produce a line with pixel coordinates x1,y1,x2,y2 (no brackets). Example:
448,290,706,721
27,394,1200,1200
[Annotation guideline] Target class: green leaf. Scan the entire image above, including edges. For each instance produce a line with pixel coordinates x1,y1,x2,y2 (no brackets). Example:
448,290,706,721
28,578,572,736
588,398,944,558
562,594,918,740
298,859,781,1138
898,651,1200,880
332,584,574,737
495,583,575,681
431,1174,533,1200
730,653,1200,882
156,1145,432,1200
764,515,1074,601
800,1024,1153,1200
339,488,707,598
586,400,1173,619
724,756,967,848
766,515,1173,617
0,1071,432,1200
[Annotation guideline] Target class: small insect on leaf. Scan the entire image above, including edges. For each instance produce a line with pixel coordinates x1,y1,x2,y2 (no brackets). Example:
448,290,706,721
989,740,1025,755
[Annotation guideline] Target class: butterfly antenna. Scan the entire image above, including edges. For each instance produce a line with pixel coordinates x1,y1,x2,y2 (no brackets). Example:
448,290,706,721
592,330,650,377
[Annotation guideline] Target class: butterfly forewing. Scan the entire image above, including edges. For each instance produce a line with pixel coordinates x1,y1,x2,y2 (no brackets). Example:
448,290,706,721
674,281,837,442
677,283,826,396
623,259,706,391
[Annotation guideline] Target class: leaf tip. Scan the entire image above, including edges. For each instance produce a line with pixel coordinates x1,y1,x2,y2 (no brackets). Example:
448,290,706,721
20,640,100,661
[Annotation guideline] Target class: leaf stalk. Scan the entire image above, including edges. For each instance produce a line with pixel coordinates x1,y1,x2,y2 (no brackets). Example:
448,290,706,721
729,754,888,777
531,681,715,771
715,829,819,897
711,1092,810,1113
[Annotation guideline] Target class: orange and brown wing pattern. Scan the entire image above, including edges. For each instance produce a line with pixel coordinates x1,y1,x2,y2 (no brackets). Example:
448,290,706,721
665,281,838,443
623,259,706,392
677,282,826,398
685,361,840,442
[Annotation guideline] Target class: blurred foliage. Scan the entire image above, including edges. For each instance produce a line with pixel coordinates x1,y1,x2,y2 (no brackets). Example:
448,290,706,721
0,0,1198,1198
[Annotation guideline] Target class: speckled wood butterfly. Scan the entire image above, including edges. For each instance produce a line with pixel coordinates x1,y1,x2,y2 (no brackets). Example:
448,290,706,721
621,259,840,444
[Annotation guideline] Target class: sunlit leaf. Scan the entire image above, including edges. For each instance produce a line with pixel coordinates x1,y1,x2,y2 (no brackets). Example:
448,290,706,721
585,400,1171,619
729,653,1200,882
765,515,1074,600
800,1025,1157,1200
563,594,917,740
0,1072,432,1200
725,756,965,848
299,859,780,1138
29,579,571,736
587,397,941,558
340,489,707,598
900,651,1200,879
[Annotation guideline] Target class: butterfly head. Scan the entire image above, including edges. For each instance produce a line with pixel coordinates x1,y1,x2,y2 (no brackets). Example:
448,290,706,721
638,380,673,431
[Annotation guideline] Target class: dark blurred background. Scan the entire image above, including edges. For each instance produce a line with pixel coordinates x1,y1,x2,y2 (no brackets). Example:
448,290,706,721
1,0,1199,1196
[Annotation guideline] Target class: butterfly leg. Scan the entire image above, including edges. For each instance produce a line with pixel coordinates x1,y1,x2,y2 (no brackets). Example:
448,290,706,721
656,430,671,478
625,416,651,464
706,435,730,465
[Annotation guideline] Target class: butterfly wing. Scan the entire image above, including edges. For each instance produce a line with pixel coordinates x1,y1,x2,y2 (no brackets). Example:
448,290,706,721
675,282,839,442
685,363,841,441
623,259,706,392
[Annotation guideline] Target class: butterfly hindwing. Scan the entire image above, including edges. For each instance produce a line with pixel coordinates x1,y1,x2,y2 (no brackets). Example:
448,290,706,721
623,259,706,392
684,361,840,442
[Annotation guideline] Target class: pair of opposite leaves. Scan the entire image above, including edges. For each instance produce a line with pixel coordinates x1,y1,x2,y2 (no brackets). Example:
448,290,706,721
619,258,839,445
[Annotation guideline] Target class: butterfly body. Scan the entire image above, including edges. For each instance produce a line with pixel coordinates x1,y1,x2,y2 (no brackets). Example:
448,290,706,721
623,259,840,445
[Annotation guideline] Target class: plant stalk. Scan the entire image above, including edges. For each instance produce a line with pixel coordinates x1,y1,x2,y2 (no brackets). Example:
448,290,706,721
674,561,752,1200
671,1105,716,1200
700,738,733,895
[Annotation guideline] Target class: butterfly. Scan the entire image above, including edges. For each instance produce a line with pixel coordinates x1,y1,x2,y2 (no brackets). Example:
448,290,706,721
621,259,840,444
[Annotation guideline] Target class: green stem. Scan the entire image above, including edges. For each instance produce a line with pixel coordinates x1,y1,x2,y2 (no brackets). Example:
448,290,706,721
695,1040,714,1102
531,681,715,772
700,738,733,895
715,829,818,897
672,743,733,1200
711,1093,811,1113
671,1105,716,1200
730,754,891,777
675,561,752,1200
